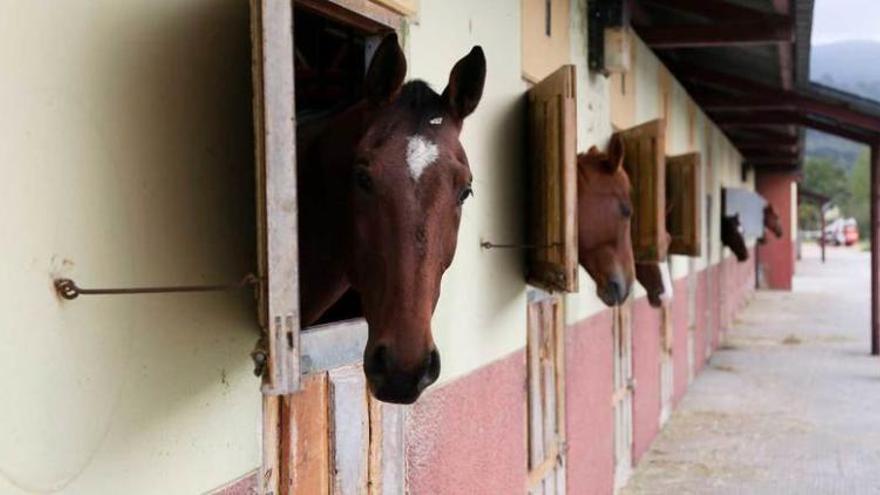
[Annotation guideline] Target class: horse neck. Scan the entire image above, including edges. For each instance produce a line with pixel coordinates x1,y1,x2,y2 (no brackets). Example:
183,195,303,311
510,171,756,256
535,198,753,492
298,101,370,265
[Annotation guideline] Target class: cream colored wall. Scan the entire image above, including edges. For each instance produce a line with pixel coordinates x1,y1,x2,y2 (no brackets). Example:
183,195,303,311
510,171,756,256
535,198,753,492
0,2,261,494
407,0,530,384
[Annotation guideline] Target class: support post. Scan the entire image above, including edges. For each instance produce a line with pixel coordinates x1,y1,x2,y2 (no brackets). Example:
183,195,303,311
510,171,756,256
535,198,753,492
820,207,826,264
871,143,880,355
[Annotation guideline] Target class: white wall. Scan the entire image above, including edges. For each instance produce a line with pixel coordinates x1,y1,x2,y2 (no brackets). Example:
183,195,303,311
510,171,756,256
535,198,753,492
0,2,261,493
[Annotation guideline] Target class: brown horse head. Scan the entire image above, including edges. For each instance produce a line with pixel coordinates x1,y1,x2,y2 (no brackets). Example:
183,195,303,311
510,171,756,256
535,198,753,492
345,35,486,403
721,214,749,261
577,135,636,306
763,204,783,239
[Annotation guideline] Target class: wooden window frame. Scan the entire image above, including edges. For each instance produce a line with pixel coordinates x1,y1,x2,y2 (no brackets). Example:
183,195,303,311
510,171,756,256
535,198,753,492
251,2,406,493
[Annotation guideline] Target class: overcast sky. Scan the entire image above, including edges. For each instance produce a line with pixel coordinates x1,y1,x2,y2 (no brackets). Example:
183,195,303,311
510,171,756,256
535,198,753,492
813,0,880,45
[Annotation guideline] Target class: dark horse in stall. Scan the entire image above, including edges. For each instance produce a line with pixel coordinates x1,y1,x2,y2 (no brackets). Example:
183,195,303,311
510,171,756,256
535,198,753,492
294,34,486,404
721,214,749,262
577,135,636,306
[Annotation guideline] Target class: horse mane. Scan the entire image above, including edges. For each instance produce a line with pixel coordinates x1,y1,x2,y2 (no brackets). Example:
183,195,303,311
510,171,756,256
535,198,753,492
394,80,444,127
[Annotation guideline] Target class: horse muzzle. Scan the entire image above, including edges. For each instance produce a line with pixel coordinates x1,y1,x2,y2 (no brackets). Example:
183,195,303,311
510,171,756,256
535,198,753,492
364,345,441,404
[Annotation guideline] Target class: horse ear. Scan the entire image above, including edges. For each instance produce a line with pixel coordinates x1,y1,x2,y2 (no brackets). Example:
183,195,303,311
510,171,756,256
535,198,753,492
365,33,407,104
442,46,486,122
605,134,625,173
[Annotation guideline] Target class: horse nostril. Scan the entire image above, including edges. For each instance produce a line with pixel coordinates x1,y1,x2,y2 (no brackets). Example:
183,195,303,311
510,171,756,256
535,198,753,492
367,345,392,377
610,276,630,304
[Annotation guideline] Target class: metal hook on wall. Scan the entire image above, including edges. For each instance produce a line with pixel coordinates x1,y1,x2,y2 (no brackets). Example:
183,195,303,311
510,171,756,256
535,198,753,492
54,273,260,300
480,240,563,250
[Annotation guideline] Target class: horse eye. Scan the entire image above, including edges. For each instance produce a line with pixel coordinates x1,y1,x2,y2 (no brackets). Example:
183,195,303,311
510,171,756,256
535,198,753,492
458,185,474,205
353,167,373,192
620,202,632,218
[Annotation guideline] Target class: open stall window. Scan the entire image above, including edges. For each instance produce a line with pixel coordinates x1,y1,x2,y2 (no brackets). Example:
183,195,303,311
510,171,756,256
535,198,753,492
615,119,668,262
526,65,578,292
250,1,410,493
666,152,702,256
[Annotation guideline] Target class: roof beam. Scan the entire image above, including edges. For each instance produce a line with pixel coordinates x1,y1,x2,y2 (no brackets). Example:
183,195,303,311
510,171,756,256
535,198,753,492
640,0,786,22
736,142,799,154
638,19,793,48
715,111,877,144
727,129,799,144
679,65,880,133
773,0,794,90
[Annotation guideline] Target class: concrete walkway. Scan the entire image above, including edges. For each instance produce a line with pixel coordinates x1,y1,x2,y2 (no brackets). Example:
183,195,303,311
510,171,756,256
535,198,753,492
622,245,880,494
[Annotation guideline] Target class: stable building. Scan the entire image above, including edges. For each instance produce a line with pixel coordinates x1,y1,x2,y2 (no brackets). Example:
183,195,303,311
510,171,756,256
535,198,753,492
3,1,867,494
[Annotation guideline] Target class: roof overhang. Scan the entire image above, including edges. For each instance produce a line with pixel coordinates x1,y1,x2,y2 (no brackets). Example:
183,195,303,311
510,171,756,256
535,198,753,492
628,0,880,171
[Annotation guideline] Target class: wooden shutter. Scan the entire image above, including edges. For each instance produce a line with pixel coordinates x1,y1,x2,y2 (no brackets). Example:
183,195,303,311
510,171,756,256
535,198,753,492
615,120,668,262
527,295,567,494
666,152,702,256
527,65,578,293
251,0,301,396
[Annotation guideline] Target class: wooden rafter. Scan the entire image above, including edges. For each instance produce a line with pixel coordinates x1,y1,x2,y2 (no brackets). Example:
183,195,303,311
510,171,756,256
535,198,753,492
678,64,880,133
638,19,793,48
640,0,784,22
716,111,877,144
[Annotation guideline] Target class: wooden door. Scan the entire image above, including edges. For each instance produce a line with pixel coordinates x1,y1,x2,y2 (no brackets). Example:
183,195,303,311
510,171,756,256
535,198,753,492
659,298,674,425
611,305,633,490
527,65,578,293
527,295,567,495
704,194,714,361
281,364,404,495
686,258,697,382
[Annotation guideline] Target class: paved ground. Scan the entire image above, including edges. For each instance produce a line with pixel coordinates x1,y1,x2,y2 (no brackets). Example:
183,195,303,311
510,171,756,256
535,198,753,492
622,245,880,495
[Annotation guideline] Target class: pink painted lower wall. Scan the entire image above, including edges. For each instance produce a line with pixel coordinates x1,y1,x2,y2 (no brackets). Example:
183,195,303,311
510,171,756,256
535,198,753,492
402,259,758,495
671,277,689,406
565,310,615,495
405,350,527,495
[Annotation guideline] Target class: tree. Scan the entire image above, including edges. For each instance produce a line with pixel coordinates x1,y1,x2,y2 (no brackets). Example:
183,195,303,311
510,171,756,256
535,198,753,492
846,150,870,238
800,157,851,230
803,157,850,205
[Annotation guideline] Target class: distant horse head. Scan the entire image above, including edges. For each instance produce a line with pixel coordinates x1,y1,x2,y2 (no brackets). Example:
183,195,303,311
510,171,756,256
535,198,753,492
636,234,673,308
298,34,486,404
577,135,636,306
721,214,749,261
763,204,783,239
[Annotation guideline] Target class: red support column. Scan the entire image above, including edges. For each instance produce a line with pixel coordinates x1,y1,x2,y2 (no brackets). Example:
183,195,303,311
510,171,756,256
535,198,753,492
871,143,880,355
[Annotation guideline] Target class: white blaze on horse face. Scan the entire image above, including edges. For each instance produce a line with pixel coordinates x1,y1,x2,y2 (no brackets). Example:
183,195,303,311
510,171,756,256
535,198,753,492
406,135,439,182
659,261,674,302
